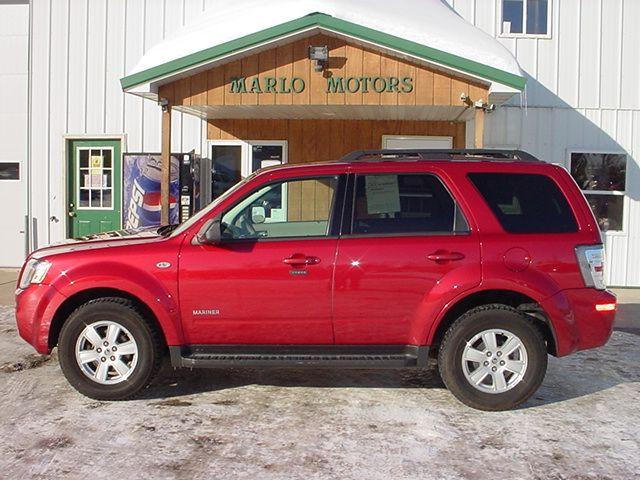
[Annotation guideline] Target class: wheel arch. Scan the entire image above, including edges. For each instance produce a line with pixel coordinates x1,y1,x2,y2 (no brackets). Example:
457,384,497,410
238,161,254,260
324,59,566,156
48,288,168,351
429,289,558,356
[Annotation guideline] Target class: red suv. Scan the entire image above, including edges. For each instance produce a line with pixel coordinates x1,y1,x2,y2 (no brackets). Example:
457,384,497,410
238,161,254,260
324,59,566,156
15,149,616,410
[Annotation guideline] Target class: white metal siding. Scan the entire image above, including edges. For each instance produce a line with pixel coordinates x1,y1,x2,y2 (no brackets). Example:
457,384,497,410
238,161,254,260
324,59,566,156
27,0,640,285
0,3,29,267
29,0,208,249
451,0,640,286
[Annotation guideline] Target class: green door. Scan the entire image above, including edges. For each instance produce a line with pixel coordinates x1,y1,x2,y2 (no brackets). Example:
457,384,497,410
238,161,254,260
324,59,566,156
67,139,122,237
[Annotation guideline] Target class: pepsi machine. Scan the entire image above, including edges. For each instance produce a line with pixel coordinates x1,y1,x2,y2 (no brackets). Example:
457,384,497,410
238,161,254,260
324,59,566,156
122,152,206,228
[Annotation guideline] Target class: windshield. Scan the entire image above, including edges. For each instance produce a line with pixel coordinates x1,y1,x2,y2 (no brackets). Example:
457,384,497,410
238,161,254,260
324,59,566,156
169,173,258,237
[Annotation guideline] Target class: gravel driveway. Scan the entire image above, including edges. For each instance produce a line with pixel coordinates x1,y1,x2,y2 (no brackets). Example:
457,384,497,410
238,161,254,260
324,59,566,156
1,305,638,479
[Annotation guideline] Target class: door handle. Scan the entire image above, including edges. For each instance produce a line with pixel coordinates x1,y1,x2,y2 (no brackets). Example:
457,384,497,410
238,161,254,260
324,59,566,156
427,251,465,263
283,254,321,266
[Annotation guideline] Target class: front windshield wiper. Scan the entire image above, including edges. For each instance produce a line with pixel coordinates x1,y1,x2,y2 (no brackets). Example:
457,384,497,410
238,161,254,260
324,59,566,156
157,224,179,237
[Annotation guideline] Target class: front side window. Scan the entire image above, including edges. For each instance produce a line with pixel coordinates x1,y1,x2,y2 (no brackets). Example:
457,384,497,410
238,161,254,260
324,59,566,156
501,0,549,36
570,152,627,232
352,174,468,235
469,173,578,234
221,176,339,240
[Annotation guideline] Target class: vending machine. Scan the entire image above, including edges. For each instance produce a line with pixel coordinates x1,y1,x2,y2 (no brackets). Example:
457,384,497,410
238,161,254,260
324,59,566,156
122,152,206,228
177,152,202,223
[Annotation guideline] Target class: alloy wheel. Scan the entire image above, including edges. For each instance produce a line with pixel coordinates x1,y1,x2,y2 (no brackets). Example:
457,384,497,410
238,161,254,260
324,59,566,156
74,320,139,385
461,328,528,394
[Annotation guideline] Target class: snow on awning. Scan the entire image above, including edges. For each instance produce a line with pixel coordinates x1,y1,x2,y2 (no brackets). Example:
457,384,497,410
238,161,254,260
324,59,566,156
121,0,525,102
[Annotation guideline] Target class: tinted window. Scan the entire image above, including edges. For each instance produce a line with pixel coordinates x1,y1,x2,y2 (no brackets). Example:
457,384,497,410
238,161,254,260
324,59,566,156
468,173,577,233
352,174,468,235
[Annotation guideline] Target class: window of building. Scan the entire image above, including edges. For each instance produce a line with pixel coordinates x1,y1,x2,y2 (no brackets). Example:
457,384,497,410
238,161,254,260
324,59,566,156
570,152,627,232
221,176,339,240
0,163,19,180
468,173,578,234
501,0,550,36
351,174,468,235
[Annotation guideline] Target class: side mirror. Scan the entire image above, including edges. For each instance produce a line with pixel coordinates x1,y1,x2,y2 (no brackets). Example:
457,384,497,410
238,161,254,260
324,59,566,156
251,206,266,224
196,217,222,244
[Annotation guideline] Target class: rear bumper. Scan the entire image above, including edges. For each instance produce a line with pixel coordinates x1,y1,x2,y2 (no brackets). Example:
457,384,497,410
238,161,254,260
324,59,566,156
15,284,67,355
541,288,616,357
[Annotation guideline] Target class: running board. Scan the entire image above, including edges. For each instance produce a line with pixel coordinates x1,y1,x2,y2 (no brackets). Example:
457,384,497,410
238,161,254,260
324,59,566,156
169,345,430,369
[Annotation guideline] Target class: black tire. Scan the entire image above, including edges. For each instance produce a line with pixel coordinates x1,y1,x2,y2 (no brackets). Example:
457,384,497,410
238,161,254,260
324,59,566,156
438,304,548,411
58,297,163,400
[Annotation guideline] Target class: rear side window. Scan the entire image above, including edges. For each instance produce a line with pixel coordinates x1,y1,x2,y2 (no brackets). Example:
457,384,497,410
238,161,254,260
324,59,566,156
468,173,578,233
352,174,469,235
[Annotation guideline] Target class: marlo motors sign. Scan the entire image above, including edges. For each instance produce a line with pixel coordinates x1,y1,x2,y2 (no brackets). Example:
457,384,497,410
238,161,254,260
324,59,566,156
230,76,415,94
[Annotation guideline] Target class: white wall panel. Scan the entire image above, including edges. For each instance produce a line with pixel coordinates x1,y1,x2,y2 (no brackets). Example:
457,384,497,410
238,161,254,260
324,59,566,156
556,0,580,108
105,0,127,134
0,3,29,266
86,0,107,133
599,0,621,109
123,0,145,152
47,0,70,242
626,112,640,286
21,0,640,283
578,1,600,109
29,0,50,247
620,0,640,109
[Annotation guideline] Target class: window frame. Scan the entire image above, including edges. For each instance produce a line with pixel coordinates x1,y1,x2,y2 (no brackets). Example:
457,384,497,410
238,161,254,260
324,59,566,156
567,149,629,235
498,0,552,39
217,174,346,243
208,139,288,179
343,172,471,239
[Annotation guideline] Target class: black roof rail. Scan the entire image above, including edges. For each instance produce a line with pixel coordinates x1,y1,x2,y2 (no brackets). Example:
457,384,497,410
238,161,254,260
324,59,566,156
339,149,541,163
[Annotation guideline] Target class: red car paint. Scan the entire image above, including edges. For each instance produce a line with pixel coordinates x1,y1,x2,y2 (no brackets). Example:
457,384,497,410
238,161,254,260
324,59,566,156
15,158,616,357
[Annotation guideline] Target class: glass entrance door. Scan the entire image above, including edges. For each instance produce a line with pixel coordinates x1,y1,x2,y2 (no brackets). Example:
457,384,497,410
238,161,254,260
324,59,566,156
210,140,287,200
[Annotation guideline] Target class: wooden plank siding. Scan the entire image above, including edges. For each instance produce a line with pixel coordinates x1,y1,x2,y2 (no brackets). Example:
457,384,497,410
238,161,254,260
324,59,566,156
167,34,489,108
207,119,466,162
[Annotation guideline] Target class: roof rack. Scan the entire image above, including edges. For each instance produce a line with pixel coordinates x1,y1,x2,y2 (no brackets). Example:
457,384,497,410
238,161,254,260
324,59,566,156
339,149,541,163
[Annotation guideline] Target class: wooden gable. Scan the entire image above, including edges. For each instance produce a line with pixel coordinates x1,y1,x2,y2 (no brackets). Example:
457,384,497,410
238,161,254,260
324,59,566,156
159,33,489,109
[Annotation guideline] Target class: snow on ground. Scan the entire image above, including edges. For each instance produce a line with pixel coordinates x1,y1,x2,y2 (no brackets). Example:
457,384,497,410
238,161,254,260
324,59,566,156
1,305,638,479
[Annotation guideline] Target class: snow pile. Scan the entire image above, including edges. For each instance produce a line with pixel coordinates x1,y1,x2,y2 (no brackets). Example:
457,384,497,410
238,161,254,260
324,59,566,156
128,0,522,82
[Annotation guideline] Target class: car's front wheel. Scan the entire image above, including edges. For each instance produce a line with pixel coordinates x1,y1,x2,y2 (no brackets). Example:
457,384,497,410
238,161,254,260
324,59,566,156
438,304,548,411
58,297,163,400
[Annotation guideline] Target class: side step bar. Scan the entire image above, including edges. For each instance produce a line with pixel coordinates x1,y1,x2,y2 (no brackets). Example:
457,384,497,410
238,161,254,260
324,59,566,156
169,345,430,369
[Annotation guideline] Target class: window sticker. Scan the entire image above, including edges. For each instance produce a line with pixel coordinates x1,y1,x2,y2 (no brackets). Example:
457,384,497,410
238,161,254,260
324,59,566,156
90,155,103,169
365,175,401,215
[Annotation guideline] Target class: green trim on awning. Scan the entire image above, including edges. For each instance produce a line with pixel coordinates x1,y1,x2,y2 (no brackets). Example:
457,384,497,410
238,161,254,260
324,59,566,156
120,12,526,91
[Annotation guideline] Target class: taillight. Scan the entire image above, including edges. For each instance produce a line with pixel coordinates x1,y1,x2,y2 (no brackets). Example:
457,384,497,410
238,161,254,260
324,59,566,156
575,245,606,290
595,303,616,312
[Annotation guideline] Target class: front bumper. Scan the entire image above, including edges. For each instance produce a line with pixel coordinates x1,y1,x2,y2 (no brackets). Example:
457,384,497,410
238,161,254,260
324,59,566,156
541,288,616,357
15,284,67,354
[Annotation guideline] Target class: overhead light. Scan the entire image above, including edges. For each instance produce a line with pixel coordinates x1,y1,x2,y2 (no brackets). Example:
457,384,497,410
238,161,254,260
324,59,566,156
158,97,170,112
308,45,329,72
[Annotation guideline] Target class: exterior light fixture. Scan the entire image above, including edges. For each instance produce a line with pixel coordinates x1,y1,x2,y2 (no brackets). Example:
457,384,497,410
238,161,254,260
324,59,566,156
158,97,170,112
308,45,329,72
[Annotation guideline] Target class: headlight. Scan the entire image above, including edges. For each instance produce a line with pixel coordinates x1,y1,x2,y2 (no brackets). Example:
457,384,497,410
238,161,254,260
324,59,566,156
18,259,51,290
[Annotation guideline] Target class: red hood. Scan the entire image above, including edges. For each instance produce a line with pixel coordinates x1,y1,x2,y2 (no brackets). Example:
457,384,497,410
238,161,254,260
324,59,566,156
31,227,164,259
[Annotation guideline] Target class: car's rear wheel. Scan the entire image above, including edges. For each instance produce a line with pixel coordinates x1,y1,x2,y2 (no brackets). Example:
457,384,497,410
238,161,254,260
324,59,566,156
438,304,547,411
58,297,163,400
